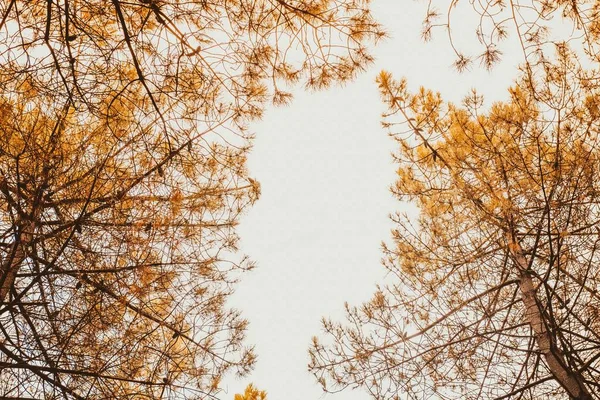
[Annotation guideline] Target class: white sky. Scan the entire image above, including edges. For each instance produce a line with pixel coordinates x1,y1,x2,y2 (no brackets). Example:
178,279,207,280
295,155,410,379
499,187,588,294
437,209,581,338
223,0,524,398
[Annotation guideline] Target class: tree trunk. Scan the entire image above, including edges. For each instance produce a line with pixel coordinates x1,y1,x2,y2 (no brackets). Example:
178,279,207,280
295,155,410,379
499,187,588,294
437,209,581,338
510,240,592,400
0,219,34,303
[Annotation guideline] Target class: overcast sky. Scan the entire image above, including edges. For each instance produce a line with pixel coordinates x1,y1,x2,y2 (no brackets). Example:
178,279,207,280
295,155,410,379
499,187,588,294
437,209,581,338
223,0,524,398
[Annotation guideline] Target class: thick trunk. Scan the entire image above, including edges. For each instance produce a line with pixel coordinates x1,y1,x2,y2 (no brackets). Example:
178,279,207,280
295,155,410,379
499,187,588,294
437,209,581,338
510,240,592,399
0,219,34,303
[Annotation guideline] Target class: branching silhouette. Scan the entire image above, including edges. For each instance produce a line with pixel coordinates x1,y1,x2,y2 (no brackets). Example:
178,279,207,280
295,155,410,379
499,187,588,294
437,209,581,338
0,0,384,398
310,48,600,399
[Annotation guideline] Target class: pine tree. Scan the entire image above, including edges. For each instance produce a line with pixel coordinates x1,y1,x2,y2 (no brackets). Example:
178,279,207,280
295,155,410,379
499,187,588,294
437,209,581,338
310,47,600,399
0,0,384,397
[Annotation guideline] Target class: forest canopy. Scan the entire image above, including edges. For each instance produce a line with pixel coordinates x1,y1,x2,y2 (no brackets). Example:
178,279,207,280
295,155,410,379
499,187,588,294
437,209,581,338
310,0,600,398
0,0,383,398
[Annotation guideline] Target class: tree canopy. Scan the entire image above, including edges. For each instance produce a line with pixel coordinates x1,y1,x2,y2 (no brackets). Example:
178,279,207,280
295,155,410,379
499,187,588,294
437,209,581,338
309,22,600,400
0,82,263,399
0,0,383,398
0,0,384,134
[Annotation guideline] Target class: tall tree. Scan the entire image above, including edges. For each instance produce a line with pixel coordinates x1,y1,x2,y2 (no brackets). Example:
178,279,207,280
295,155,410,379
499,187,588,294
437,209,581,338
0,78,258,399
309,48,600,398
0,0,383,398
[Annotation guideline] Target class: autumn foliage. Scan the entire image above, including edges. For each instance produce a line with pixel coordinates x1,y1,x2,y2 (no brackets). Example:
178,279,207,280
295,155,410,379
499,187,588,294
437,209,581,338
310,41,600,400
308,0,600,394
0,0,383,398
234,384,267,400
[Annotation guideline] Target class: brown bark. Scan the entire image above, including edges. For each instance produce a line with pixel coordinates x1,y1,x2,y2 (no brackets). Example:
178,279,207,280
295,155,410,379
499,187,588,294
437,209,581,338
510,239,592,400
0,219,34,303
